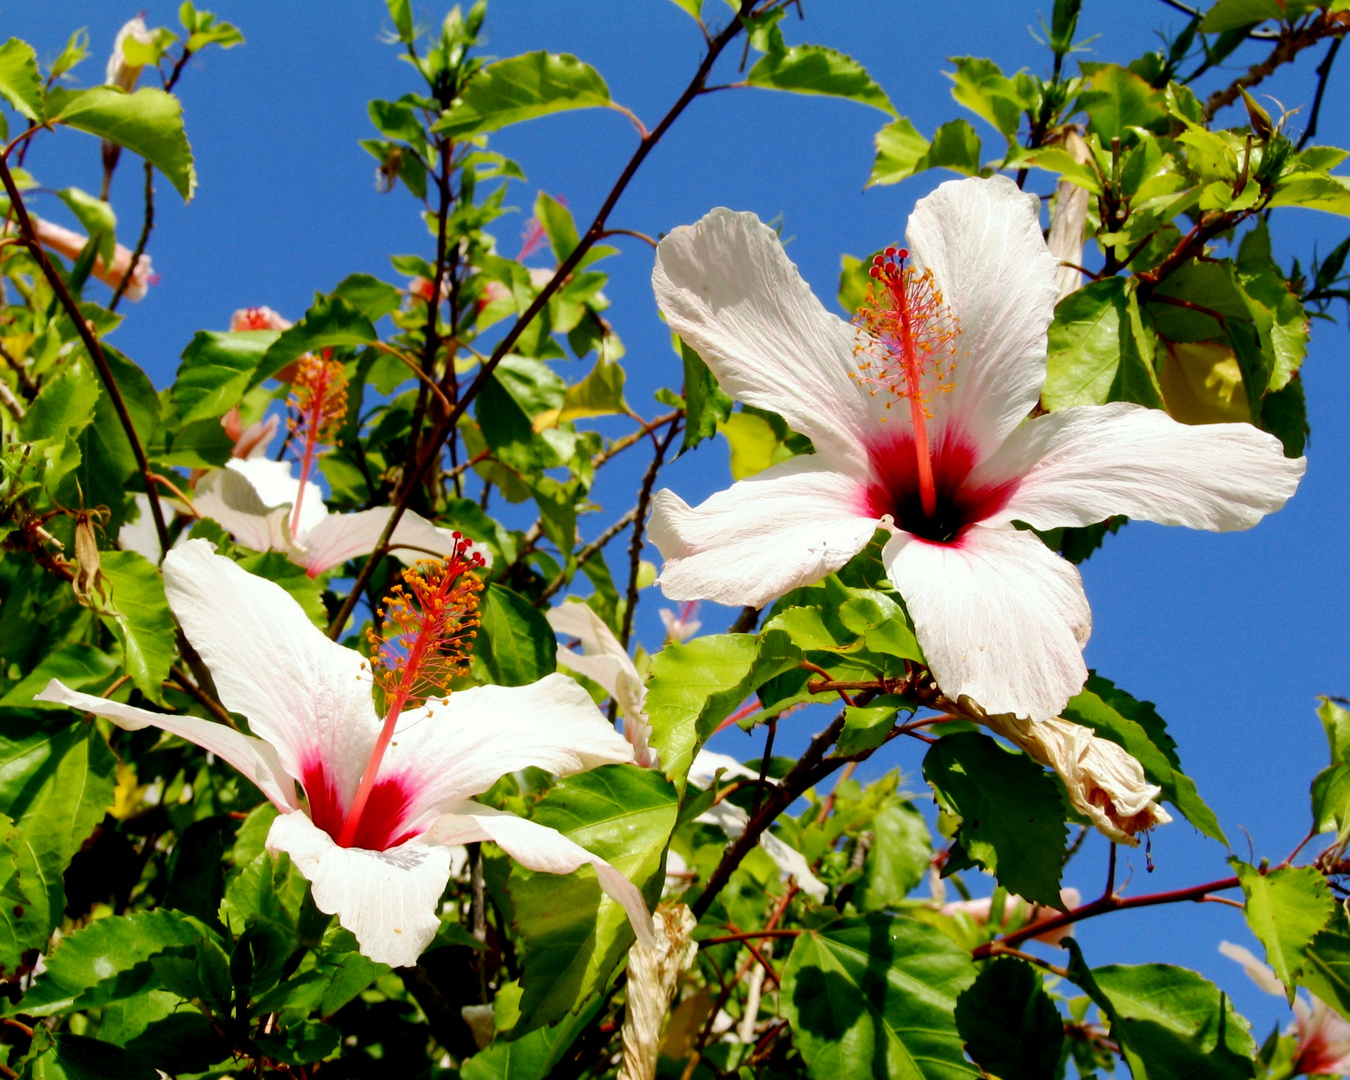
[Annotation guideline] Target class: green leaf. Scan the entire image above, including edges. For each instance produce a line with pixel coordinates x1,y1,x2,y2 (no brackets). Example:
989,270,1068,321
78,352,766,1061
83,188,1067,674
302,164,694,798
0,716,116,974
666,0,704,19
1299,904,1350,1022
839,699,902,756
250,295,377,388
470,584,556,687
1067,943,1258,1079
534,191,579,263
369,98,425,145
46,87,196,201
546,356,628,425
1044,277,1163,410
1062,673,1226,843
16,910,208,1017
510,765,677,1031
172,330,277,424
923,732,1067,906
679,337,733,455
19,1028,159,1080
868,116,983,187
0,38,43,121
55,189,116,265
747,43,894,116
461,982,602,1080
1199,0,1291,32
719,410,778,479
1078,64,1167,143
646,633,800,794
781,913,979,1080
434,52,611,138
99,550,176,705
1233,861,1334,996
0,644,118,710
854,802,931,910
330,273,404,322
946,56,1029,138
954,957,1064,1080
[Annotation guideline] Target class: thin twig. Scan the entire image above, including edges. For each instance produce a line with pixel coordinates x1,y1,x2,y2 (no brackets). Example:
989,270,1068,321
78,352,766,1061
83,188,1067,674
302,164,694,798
1298,34,1343,149
169,665,239,731
0,156,170,556
327,3,756,639
109,160,152,312
620,418,680,648
537,505,639,604
1201,13,1340,121
599,227,659,249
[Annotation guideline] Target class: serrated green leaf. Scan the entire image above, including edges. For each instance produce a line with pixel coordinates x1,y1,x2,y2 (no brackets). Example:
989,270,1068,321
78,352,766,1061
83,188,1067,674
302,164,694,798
1067,944,1257,1080
369,98,425,145
678,337,733,455
955,957,1063,1080
250,295,376,388
546,356,627,426
868,116,983,187
747,43,894,115
99,550,175,704
46,86,196,201
55,189,116,265
1078,64,1168,143
434,52,610,138
172,331,277,425
0,644,118,710
1300,904,1350,1022
461,981,602,1080
781,913,979,1080
946,56,1028,138
1233,861,1334,996
1045,277,1163,410
1062,673,1226,843
854,802,931,910
20,1028,160,1080
330,273,403,322
509,765,677,1032
0,38,43,121
923,732,1067,906
16,910,207,1017
1199,0,1295,32
534,191,579,263
646,632,800,795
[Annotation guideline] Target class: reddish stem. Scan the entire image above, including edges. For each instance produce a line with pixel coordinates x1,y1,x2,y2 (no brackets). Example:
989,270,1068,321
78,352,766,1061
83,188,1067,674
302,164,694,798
290,381,329,537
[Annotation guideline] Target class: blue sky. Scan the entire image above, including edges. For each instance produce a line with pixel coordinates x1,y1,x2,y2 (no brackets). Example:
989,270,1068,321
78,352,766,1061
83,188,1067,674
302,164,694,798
7,0,1350,1040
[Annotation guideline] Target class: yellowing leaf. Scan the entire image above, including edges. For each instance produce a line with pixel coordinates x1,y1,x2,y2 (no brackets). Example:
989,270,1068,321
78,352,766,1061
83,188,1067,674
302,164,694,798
1158,339,1250,425
719,411,778,479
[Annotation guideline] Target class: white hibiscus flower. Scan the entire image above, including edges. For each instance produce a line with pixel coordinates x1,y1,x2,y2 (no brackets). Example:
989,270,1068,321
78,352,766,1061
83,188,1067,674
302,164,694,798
648,175,1304,722
39,540,653,968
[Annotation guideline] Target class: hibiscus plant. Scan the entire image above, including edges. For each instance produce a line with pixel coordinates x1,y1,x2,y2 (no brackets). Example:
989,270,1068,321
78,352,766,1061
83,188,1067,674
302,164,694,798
0,1,1349,1077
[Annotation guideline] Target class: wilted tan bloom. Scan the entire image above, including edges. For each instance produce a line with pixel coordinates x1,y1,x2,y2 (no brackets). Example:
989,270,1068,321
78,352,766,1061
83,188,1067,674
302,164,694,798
106,16,154,93
985,712,1172,844
939,887,1082,946
1047,129,1093,302
32,217,153,302
618,904,698,1080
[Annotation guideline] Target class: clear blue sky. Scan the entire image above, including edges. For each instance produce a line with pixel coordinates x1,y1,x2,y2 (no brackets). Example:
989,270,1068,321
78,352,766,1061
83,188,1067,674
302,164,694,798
7,0,1349,1040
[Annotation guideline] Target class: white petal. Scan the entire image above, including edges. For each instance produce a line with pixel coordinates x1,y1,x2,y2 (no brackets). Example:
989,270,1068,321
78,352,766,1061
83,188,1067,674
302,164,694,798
229,457,328,536
193,466,295,556
429,800,656,948
973,401,1305,532
298,508,493,577
162,540,378,797
1219,941,1287,998
35,679,298,810
696,800,827,901
688,750,765,788
650,455,879,609
653,207,871,463
268,810,451,968
378,673,636,828
546,603,653,764
884,525,1090,721
906,176,1060,461
118,494,163,562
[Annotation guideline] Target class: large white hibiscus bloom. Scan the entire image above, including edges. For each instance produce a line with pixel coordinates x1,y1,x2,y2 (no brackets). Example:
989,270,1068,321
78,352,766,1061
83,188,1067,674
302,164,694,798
195,456,476,579
38,540,653,967
648,176,1304,721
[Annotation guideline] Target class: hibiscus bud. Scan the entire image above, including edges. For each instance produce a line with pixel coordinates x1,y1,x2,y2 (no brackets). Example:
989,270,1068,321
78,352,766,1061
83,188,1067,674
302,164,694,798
939,888,1083,946
618,904,697,1080
106,16,154,93
31,217,154,302
230,306,293,333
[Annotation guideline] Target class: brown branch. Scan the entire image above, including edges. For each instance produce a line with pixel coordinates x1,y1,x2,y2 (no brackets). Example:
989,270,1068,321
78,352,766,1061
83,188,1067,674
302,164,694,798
1201,13,1343,122
692,708,850,920
971,875,1242,957
326,3,756,639
620,418,681,648
109,159,152,312
169,665,239,731
0,156,171,556
1298,34,1344,149
591,409,681,470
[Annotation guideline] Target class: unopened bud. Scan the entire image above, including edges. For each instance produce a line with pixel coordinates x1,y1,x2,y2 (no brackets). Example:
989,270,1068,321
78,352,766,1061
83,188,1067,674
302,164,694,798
106,17,155,93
